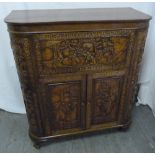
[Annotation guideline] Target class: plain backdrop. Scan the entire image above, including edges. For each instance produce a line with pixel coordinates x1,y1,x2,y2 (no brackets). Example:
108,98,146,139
0,2,155,114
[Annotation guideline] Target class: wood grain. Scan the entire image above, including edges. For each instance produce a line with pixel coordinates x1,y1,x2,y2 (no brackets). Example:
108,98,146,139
5,8,151,24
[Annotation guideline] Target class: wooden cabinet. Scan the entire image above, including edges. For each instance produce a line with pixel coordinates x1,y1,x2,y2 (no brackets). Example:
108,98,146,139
5,8,151,147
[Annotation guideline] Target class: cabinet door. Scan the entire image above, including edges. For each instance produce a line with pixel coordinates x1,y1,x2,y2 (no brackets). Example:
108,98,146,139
41,74,86,135
86,71,125,129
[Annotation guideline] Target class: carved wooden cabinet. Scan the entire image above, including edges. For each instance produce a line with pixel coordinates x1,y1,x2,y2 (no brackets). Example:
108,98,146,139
5,8,151,147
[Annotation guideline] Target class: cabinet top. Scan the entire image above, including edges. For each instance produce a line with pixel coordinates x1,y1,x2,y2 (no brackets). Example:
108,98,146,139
5,7,151,25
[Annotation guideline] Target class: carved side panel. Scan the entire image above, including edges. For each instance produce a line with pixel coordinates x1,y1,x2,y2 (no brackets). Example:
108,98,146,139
9,34,41,135
123,28,149,122
91,76,123,125
34,30,135,75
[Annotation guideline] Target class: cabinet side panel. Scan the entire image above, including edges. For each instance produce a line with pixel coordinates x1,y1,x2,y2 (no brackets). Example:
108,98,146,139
9,33,43,136
122,27,149,123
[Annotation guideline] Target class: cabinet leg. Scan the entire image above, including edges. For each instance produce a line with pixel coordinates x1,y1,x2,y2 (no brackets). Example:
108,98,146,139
33,142,41,149
118,122,131,132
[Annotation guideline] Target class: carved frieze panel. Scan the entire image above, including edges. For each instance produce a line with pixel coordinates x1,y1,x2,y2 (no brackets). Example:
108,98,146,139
34,30,135,75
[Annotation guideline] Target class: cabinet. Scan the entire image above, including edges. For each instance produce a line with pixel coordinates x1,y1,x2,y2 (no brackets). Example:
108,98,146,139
5,8,151,147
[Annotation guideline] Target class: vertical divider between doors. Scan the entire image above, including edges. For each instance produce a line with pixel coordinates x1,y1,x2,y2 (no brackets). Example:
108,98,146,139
86,74,92,129
81,74,87,130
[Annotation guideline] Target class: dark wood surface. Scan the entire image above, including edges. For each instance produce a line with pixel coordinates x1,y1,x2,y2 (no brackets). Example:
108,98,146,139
5,7,151,24
5,8,150,147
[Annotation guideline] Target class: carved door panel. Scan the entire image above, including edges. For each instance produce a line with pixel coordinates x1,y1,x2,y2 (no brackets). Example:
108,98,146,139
86,71,125,129
41,74,86,135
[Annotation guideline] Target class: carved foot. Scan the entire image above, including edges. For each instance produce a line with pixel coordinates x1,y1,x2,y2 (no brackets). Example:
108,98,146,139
118,122,131,132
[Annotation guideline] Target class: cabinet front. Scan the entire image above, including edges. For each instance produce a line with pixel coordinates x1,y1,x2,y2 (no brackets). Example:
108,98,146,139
39,74,86,135
33,29,136,136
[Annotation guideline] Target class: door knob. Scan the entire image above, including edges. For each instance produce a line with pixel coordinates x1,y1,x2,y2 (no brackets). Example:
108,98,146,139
87,102,90,105
81,102,85,106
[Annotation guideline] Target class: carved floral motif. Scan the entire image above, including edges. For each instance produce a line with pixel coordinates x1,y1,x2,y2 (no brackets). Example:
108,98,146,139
127,28,148,118
41,37,128,68
35,30,135,75
47,82,81,131
92,77,121,124
10,35,39,134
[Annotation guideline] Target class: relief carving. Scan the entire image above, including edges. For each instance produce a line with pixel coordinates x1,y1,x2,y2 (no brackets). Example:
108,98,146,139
10,35,39,134
137,29,148,64
41,37,128,67
121,28,148,123
92,77,121,124
35,30,135,74
47,82,81,131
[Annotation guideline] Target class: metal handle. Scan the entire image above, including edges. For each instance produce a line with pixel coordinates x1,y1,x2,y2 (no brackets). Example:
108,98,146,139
87,101,90,105
131,80,135,85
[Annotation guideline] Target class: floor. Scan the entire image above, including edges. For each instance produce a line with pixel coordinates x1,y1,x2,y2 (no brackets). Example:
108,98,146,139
0,105,155,152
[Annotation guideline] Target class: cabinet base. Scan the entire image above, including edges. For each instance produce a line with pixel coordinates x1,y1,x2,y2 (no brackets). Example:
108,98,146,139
33,142,41,149
29,121,131,148
118,121,131,131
